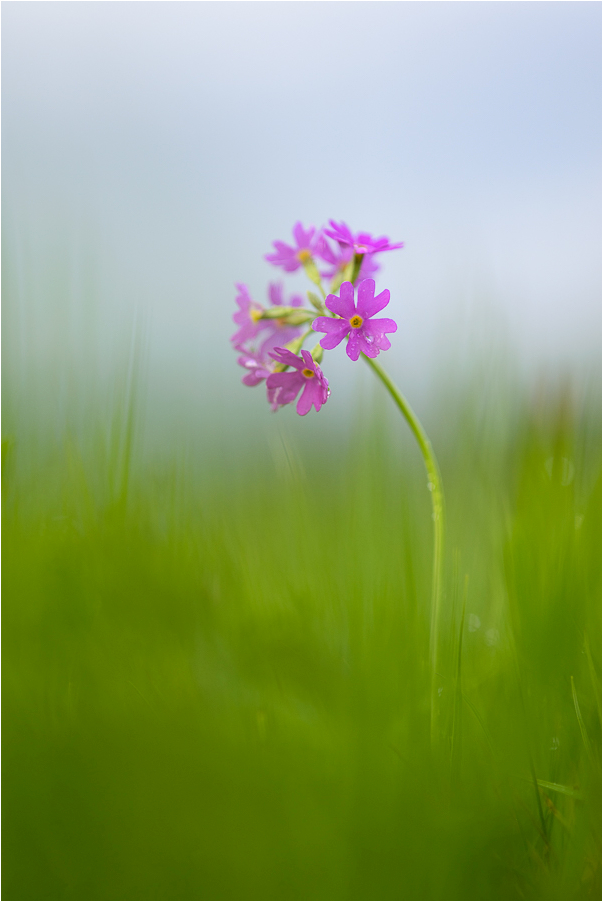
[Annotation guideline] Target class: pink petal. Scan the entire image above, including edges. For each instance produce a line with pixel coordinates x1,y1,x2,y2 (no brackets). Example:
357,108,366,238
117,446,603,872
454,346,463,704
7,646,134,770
259,326,301,358
269,347,304,370
300,349,314,370
346,331,361,361
293,222,314,248
319,323,350,350
357,282,390,318
242,371,267,386
315,235,337,265
365,317,397,335
356,331,381,358
325,282,356,319
296,381,315,416
325,220,354,247
268,283,284,306
312,316,340,333
266,370,303,405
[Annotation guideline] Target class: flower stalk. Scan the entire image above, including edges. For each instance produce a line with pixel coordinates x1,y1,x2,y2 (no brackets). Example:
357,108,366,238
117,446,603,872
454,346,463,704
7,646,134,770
349,252,364,286
361,354,445,744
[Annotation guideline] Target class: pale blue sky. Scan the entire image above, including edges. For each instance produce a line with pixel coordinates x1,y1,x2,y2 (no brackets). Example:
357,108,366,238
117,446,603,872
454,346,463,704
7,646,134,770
3,1,601,428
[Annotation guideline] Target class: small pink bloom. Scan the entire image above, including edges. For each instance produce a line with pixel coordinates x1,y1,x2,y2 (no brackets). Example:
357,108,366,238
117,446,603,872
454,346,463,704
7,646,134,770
230,283,264,347
231,282,303,359
236,350,273,387
265,222,321,273
323,221,404,256
266,348,329,415
312,279,397,361
315,235,380,284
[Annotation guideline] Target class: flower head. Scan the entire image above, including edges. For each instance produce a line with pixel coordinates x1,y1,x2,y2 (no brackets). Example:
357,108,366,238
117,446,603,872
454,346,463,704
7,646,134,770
237,349,274,387
265,222,321,272
312,279,397,361
231,282,303,355
236,323,303,391
266,348,329,415
323,220,404,256
230,283,264,347
316,235,380,284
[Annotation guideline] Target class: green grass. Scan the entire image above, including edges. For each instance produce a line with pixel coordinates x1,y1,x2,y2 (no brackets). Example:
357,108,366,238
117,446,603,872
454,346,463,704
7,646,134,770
2,372,601,900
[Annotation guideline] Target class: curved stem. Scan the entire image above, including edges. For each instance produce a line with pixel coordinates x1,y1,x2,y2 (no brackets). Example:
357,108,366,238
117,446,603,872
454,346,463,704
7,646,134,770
362,354,445,744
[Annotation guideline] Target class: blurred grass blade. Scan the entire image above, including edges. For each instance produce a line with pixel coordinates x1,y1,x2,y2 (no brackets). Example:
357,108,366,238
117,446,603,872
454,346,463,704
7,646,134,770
536,779,584,800
450,573,468,777
571,675,595,766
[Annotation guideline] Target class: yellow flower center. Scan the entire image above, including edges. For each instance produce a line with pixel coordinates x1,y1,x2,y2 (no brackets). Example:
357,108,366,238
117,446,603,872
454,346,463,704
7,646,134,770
349,314,364,329
302,368,315,378
250,308,263,323
297,249,312,262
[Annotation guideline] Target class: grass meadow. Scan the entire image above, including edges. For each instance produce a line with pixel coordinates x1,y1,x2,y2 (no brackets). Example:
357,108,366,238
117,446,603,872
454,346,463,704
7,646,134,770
2,331,601,900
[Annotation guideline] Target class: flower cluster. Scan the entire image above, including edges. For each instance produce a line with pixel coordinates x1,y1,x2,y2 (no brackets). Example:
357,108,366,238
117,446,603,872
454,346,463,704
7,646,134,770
231,220,403,415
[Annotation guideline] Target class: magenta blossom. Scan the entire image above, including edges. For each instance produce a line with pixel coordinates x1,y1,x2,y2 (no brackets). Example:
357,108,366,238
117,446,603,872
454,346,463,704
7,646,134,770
323,220,404,256
266,348,329,415
265,222,321,273
316,235,380,284
235,323,302,383
312,279,397,361
231,282,302,353
256,282,304,354
230,283,264,347
237,349,274,387
236,324,301,392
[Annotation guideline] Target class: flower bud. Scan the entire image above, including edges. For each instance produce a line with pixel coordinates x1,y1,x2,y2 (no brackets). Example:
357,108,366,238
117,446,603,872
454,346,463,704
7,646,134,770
285,309,315,326
307,291,325,313
259,307,314,326
260,306,296,320
301,257,323,289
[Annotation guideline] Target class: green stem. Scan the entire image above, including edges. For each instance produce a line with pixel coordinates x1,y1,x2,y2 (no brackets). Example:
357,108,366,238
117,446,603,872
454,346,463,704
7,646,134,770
362,354,445,744
350,253,364,285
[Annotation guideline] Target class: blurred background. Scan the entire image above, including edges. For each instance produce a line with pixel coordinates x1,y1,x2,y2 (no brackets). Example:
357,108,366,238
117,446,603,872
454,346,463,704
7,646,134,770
3,4,601,901
3,0,601,450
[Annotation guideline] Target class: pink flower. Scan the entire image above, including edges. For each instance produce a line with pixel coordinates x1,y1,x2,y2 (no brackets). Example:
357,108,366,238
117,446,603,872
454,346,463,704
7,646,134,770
315,235,380,284
312,279,397,361
237,350,273,387
266,348,329,415
231,283,303,356
236,318,304,389
323,221,404,256
265,222,321,272
236,344,278,388
230,283,264,347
